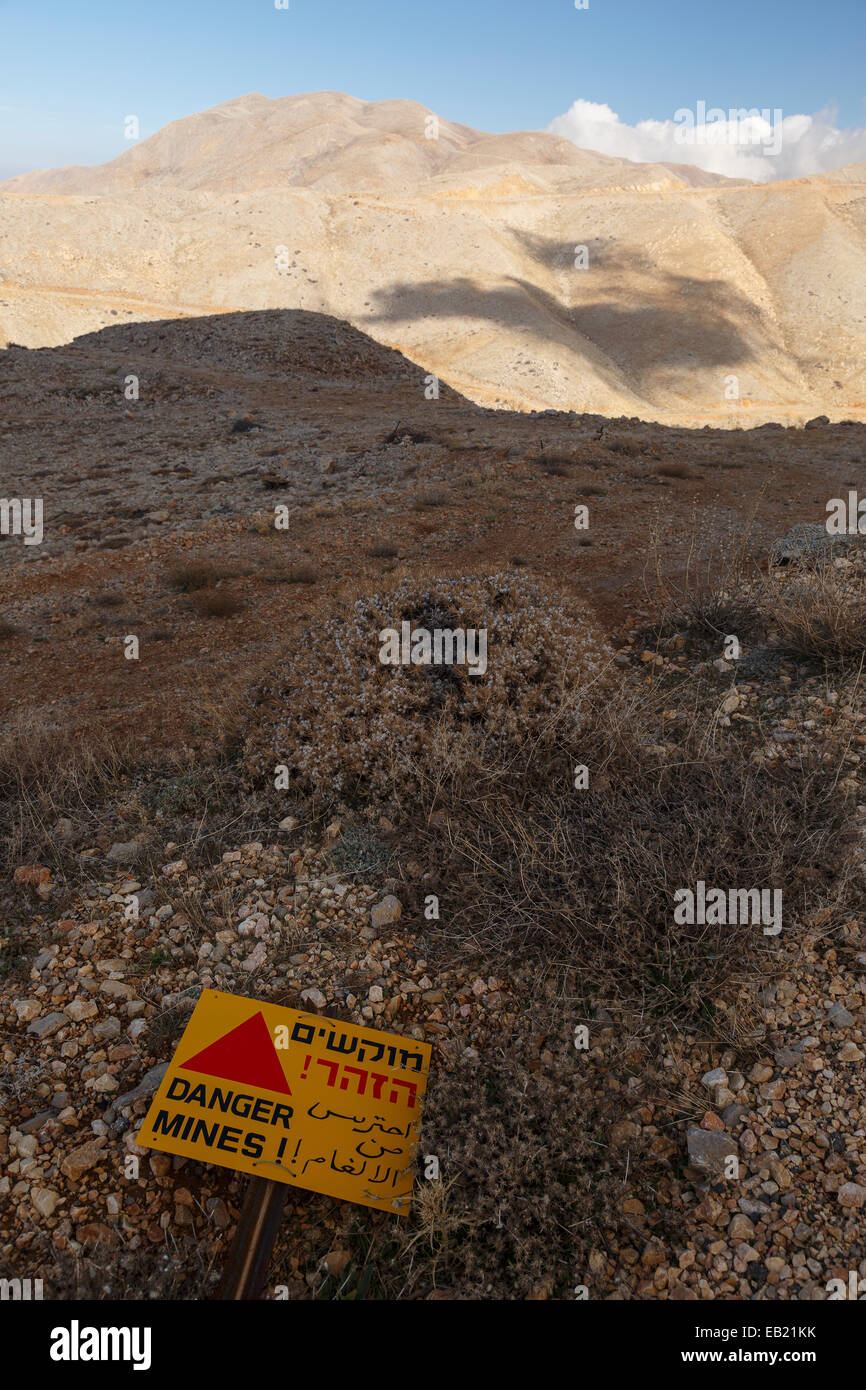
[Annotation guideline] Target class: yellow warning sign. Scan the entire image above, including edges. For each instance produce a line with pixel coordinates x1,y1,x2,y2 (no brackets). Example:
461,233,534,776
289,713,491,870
136,990,431,1214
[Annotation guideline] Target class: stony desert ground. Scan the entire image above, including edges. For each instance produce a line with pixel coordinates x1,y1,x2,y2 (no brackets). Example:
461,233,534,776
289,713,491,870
1,305,866,1300
1,91,866,1304
0,307,864,740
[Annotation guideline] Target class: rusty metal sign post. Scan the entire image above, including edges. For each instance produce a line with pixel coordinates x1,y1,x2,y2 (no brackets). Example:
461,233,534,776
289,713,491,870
218,1176,289,1300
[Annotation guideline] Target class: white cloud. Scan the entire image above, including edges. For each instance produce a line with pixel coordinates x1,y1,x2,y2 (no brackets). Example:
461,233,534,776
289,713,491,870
547,99,866,182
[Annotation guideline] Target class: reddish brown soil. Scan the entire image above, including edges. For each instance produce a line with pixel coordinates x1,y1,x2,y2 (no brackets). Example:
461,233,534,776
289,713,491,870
1,310,862,757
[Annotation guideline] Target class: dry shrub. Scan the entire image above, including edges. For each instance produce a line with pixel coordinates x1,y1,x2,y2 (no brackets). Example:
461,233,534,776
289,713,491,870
328,826,392,878
383,423,433,446
412,490,450,509
534,452,573,476
0,1052,47,1107
653,521,866,667
761,564,866,665
244,572,612,805
167,562,216,592
260,562,314,585
575,447,610,470
433,431,479,454
408,683,851,1022
193,590,242,618
0,717,129,870
655,462,696,479
146,1002,196,1058
390,1021,635,1299
605,436,644,456
648,518,762,640
16,1229,219,1302
281,565,318,585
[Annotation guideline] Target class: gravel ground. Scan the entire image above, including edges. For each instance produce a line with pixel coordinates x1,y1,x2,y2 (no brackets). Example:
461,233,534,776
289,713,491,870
3,549,864,1299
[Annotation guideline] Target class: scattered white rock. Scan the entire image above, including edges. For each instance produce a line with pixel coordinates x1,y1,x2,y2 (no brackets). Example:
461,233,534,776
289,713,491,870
700,1068,728,1088
371,895,402,930
31,1187,60,1218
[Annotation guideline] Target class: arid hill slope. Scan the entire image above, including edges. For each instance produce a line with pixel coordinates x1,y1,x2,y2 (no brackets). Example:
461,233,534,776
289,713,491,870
1,92,865,424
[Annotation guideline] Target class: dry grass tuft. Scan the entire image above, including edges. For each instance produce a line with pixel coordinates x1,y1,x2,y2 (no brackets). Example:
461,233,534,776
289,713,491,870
605,436,645,456
167,562,217,592
193,590,242,618
656,461,697,480
282,565,318,585
763,566,866,665
651,519,866,667
408,682,851,1022
648,518,761,640
412,489,450,510
534,452,574,476
0,717,130,870
260,562,317,585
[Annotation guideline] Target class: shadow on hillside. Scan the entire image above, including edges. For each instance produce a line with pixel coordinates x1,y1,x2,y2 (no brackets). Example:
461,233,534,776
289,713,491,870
363,234,757,398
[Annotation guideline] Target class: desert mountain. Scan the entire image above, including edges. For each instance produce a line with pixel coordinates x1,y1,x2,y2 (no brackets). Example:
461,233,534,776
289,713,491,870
1,91,739,197
1,91,865,424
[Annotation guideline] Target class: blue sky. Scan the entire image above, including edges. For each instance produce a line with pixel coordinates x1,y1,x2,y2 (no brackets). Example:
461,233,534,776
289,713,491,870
1,0,864,178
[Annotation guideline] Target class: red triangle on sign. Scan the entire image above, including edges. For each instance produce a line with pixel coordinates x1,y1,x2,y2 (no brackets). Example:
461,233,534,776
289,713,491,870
180,1011,292,1095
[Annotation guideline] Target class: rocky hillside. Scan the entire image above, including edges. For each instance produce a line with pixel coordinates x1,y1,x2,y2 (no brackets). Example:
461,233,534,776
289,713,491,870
2,93,865,424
